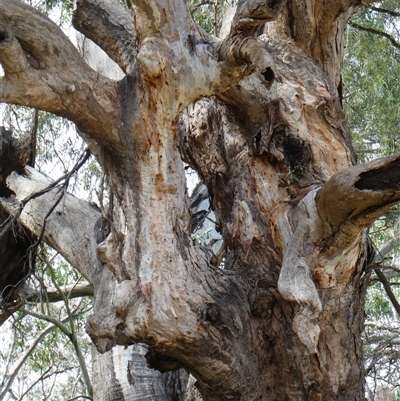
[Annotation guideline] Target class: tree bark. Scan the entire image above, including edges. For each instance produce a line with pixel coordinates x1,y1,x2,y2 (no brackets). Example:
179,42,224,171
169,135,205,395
0,0,397,400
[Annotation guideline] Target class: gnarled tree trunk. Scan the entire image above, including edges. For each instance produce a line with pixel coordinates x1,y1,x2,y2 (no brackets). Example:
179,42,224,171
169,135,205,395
1,0,398,400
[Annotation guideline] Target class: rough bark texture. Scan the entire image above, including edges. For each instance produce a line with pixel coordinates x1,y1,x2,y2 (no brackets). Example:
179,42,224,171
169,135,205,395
0,128,35,306
0,0,395,400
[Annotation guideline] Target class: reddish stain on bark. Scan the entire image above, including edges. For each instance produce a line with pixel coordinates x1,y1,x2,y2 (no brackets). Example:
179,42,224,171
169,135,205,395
142,282,152,307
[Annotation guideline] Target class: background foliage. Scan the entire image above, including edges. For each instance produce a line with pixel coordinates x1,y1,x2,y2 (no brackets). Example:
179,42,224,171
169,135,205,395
1,0,400,399
344,1,400,397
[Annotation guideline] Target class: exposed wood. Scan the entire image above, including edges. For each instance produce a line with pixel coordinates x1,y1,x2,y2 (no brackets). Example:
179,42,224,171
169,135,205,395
0,0,396,399
0,167,102,282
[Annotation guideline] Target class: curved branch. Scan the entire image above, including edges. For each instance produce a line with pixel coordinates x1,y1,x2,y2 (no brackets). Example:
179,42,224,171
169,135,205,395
0,167,103,283
73,0,137,75
231,0,285,36
317,153,400,246
217,0,285,88
0,0,120,148
348,21,400,49
0,321,60,398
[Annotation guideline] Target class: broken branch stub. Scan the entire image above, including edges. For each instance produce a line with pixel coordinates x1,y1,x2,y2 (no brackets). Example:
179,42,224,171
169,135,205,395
317,153,400,243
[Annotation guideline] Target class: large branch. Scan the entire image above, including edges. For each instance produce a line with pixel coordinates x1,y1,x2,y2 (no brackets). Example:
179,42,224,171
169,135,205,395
263,0,371,87
73,0,137,74
317,153,400,246
278,154,400,352
230,0,285,36
0,0,120,148
0,167,104,283
374,238,400,264
126,0,191,40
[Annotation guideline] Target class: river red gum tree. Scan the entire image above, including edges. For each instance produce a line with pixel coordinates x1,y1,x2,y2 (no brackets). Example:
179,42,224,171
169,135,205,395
1,0,400,400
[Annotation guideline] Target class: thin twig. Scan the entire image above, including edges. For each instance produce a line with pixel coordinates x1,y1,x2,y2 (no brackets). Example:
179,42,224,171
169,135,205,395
348,21,400,49
44,259,92,397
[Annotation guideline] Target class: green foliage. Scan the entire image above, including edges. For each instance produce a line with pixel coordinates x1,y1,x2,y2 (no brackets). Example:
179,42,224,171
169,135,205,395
365,282,393,318
23,0,74,27
188,0,229,36
1,0,400,400
343,3,400,397
193,225,213,244
344,0,400,320
343,1,400,163
0,246,92,400
0,104,97,399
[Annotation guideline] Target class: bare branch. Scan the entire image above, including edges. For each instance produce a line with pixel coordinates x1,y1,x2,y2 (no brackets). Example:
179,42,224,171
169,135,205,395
45,259,92,397
73,0,137,74
373,265,400,317
0,167,103,282
374,238,400,263
23,306,93,397
22,308,73,336
348,21,400,49
25,282,93,304
370,6,400,18
0,283,94,327
17,366,53,401
0,0,120,148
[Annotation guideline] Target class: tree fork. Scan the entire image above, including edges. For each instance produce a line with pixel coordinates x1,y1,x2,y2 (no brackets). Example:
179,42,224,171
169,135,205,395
1,0,398,400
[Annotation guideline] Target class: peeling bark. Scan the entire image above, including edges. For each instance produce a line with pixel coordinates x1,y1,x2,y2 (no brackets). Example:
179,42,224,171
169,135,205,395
0,0,395,400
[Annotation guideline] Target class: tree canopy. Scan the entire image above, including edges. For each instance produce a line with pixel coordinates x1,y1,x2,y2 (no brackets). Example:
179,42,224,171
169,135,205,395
1,0,400,400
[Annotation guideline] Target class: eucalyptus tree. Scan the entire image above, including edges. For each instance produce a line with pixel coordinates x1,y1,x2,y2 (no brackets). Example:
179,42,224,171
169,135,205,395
344,4,400,396
2,0,400,400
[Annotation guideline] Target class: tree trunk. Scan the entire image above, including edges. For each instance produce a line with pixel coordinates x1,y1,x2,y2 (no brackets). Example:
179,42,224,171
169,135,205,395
1,0,399,400
92,344,169,401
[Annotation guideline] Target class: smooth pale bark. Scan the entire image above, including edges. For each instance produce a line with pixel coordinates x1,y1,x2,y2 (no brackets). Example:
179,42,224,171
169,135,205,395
0,167,102,282
0,0,397,400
